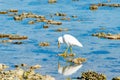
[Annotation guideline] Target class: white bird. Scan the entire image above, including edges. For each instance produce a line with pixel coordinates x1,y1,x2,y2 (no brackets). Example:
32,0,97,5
58,34,83,54
58,62,82,76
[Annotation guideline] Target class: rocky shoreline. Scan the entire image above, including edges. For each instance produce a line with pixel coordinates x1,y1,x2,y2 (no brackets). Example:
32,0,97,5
0,63,120,80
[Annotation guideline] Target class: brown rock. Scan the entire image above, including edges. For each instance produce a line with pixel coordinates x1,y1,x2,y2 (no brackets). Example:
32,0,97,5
90,5,98,10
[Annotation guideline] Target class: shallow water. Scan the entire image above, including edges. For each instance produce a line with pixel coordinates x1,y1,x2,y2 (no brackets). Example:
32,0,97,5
0,0,120,80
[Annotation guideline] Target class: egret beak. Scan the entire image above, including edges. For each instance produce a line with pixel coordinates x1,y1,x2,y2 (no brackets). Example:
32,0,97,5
58,42,60,48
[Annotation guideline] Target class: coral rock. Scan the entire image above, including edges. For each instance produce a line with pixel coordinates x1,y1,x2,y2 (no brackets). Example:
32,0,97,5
39,42,50,47
0,64,9,71
0,11,8,14
90,5,98,10
80,71,107,80
68,57,86,64
48,0,57,3
112,77,120,80
55,28,68,32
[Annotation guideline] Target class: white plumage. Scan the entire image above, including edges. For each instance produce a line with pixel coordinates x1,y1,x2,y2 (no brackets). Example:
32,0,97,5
58,62,82,76
58,34,83,53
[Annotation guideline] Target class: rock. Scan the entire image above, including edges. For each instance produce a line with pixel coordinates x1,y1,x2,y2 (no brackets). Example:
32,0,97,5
21,64,27,67
93,3,120,8
0,11,8,14
0,64,9,71
55,12,66,16
47,20,62,25
30,64,41,69
68,57,86,64
92,32,120,40
112,77,120,80
39,42,50,47
80,71,107,80
0,63,55,80
109,4,119,7
0,40,12,43
14,69,24,77
71,15,77,18
100,3,109,6
60,17,70,20
9,35,28,40
43,25,49,29
0,34,10,38
14,16,23,21
9,9,18,12
90,5,98,10
44,75,55,80
12,42,23,44
55,28,68,32
105,34,120,39
48,0,57,3
28,20,35,24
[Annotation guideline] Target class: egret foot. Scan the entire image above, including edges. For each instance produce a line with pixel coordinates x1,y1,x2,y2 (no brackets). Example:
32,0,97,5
58,52,75,58
70,47,73,54
58,52,68,57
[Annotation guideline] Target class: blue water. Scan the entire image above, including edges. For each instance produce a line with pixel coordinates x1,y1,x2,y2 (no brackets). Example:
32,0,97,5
0,0,120,80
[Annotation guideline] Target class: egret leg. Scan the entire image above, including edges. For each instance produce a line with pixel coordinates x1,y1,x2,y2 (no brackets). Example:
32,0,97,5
63,47,69,54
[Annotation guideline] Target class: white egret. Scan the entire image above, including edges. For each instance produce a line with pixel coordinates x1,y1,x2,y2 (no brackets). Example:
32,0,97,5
58,62,82,76
58,34,83,54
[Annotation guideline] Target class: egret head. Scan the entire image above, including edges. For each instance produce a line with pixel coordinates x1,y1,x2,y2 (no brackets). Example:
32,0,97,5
58,36,63,48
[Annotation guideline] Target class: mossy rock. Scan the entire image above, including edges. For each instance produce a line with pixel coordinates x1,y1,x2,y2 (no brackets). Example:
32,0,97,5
112,77,120,80
80,71,107,80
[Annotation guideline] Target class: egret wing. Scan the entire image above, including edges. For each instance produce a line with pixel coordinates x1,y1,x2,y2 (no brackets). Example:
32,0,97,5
64,34,83,47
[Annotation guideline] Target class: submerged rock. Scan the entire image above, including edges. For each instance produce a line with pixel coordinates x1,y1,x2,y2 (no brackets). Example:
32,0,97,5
55,28,68,32
60,17,70,21
0,40,13,43
71,15,77,18
43,25,49,29
39,42,50,47
28,20,35,24
48,0,57,3
12,41,23,44
92,32,120,40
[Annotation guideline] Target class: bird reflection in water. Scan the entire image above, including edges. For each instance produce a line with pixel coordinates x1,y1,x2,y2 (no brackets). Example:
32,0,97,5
58,61,82,76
